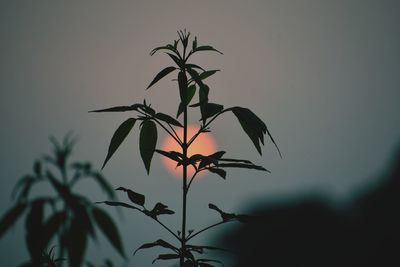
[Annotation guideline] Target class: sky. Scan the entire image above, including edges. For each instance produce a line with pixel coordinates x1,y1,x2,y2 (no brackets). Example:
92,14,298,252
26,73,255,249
1,1,399,266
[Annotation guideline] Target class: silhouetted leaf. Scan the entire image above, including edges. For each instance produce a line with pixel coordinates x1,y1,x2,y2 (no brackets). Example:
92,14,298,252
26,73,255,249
217,163,269,172
187,67,205,88
152,254,180,264
150,45,177,56
147,66,176,89
92,207,125,258
186,63,204,71
33,160,42,176
208,203,235,221
89,104,143,113
155,112,183,127
166,53,182,68
0,203,27,237
218,158,252,164
178,70,188,103
41,211,66,251
201,103,224,122
134,239,178,255
199,70,220,80
194,45,223,54
46,171,71,199
139,120,157,174
177,84,196,118
155,149,183,164
102,118,136,169
148,202,175,218
26,199,45,259
207,168,226,179
187,245,229,254
197,258,224,266
97,201,141,211
116,187,145,206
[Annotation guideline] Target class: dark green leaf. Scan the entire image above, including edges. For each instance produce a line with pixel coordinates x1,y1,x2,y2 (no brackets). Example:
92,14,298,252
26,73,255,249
26,199,45,259
139,120,157,174
199,70,220,80
152,254,180,264
89,104,143,113
186,67,205,88
155,112,183,127
147,66,176,89
11,175,35,201
102,118,136,169
178,70,188,103
66,218,87,267
194,45,223,54
92,207,125,258
115,187,145,206
150,44,177,56
201,103,223,122
41,211,66,251
207,168,226,179
134,239,177,255
155,149,183,164
217,163,269,172
0,203,27,237
186,63,204,71
166,53,182,68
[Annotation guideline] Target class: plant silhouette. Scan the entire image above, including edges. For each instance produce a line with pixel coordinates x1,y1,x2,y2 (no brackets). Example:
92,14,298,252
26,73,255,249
0,134,125,267
92,30,280,266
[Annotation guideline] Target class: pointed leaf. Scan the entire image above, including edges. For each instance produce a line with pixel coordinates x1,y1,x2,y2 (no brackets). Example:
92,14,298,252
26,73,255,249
217,163,269,172
66,218,87,267
89,104,143,113
199,70,220,80
115,187,145,206
155,112,183,127
147,66,176,89
178,70,188,103
155,149,183,164
194,45,223,54
152,254,180,264
89,172,116,200
207,168,226,179
150,45,177,56
139,120,157,174
102,118,136,169
134,239,177,255
201,103,223,122
0,203,27,237
92,207,125,258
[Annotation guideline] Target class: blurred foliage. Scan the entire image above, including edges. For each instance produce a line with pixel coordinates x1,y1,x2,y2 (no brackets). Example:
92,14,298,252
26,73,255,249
0,134,125,267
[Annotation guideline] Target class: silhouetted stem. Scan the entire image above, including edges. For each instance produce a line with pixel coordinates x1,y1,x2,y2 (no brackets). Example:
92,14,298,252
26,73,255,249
186,220,233,242
154,218,181,241
153,118,183,146
180,103,188,266
187,170,199,191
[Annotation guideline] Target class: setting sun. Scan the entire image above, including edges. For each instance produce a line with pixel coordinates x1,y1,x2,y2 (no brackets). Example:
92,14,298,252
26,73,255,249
161,125,217,178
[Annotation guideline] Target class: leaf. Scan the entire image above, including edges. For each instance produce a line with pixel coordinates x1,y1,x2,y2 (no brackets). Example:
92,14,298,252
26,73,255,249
115,187,145,206
0,203,27,238
139,120,157,174
89,104,143,113
177,84,196,118
200,103,223,122
66,217,88,267
148,202,175,218
199,70,220,80
186,67,205,88
152,254,180,264
134,239,178,255
41,211,66,251
217,163,269,172
11,175,35,201
166,53,182,68
97,201,141,211
155,149,183,164
26,199,45,259
90,172,116,200
207,168,226,179
92,207,125,258
178,70,188,103
147,66,176,89
155,112,183,127
194,45,223,54
219,158,252,164
102,118,136,169
150,44,177,56
186,63,204,71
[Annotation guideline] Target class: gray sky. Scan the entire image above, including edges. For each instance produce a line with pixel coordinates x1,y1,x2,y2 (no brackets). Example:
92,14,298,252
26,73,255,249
1,1,400,266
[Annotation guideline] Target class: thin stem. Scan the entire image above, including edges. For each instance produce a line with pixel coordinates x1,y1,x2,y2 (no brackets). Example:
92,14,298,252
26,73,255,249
186,220,233,242
187,109,230,147
187,170,199,191
154,218,181,241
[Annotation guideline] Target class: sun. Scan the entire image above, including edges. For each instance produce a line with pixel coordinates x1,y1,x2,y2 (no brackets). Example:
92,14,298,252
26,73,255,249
161,125,217,178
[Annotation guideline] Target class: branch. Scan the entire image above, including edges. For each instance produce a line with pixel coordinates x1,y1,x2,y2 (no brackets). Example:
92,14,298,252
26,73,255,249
186,220,233,242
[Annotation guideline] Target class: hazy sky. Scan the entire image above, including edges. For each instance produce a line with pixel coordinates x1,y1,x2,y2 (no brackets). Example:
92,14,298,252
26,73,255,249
1,1,399,266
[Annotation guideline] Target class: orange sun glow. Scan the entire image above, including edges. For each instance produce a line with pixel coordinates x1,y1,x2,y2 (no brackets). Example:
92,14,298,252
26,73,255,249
161,125,217,178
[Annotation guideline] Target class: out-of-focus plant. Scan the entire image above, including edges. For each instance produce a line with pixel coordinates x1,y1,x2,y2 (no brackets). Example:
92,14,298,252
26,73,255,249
92,30,281,266
0,134,125,267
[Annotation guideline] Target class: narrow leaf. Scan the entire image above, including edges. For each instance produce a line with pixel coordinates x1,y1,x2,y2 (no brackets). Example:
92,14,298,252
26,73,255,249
139,120,157,174
147,66,176,89
199,70,220,80
152,254,180,264
155,112,183,127
207,168,226,179
96,201,141,211
115,187,145,206
89,104,143,113
102,118,136,169
217,163,269,172
0,203,27,237
92,207,125,258
194,45,223,54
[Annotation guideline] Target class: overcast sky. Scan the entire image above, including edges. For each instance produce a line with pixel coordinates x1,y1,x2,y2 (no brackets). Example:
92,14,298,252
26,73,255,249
1,1,400,266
